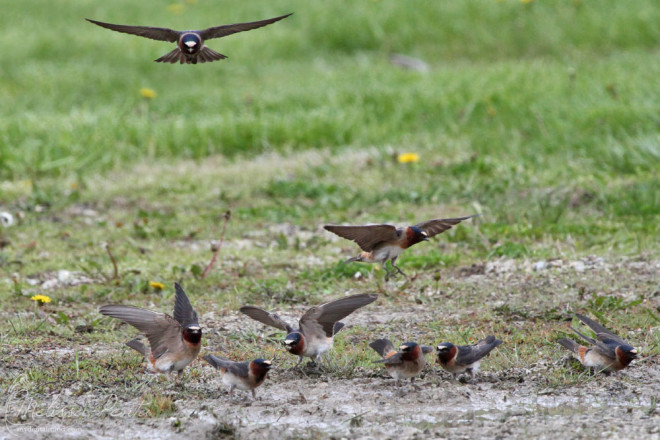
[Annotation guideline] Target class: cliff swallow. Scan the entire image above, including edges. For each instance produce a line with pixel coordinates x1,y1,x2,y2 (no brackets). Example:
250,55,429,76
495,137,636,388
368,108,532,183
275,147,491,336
240,293,378,365
436,335,503,381
324,215,478,279
203,355,272,400
557,313,637,373
86,13,292,64
370,339,433,391
99,283,202,376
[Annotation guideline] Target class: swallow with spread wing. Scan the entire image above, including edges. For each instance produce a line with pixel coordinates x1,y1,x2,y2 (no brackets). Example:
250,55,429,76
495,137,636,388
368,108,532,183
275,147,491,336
100,283,201,376
324,215,478,279
86,13,292,64
240,293,378,365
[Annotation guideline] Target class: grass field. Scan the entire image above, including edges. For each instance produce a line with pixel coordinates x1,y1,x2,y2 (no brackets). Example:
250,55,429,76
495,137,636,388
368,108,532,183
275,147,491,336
1,0,659,438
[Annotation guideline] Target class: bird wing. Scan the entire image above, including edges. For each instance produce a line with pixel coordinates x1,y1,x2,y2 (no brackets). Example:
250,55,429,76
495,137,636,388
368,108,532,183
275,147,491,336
200,13,292,40
571,326,598,345
369,339,395,358
413,215,479,238
300,294,378,337
202,355,249,377
576,314,629,346
376,351,404,365
99,305,183,359
456,336,502,365
173,283,198,327
86,19,179,42
239,306,293,333
324,225,398,252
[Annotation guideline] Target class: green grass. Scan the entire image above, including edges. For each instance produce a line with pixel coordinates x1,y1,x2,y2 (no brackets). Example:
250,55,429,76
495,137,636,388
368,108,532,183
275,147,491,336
0,0,659,427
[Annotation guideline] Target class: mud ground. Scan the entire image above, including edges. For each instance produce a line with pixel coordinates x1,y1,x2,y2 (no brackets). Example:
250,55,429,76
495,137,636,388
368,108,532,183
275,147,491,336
1,258,659,439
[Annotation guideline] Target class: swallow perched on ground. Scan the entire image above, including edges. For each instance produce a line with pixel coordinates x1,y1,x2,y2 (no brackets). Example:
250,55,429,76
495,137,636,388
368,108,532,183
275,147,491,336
557,313,637,373
436,336,503,381
203,355,272,400
324,215,478,280
99,283,202,376
240,293,378,365
370,339,433,391
86,13,292,64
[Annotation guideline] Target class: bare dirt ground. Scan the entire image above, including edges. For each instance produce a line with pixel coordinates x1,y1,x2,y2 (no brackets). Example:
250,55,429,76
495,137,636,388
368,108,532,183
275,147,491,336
1,258,659,439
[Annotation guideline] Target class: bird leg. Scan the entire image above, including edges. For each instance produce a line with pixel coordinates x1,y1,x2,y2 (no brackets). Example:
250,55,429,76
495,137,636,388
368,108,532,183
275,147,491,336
382,264,396,281
411,377,421,391
390,257,408,277
251,389,257,400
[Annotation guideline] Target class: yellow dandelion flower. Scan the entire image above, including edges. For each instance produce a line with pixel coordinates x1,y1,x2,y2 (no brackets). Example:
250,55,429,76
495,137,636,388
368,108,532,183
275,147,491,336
31,294,52,304
149,281,165,290
167,4,185,14
397,153,420,164
140,88,157,99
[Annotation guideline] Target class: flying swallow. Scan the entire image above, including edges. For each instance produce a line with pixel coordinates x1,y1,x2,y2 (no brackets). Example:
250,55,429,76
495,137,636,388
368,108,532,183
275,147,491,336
86,13,292,64
436,335,503,381
557,313,637,373
324,215,478,279
99,283,202,376
240,293,378,365
370,339,433,391
203,355,272,400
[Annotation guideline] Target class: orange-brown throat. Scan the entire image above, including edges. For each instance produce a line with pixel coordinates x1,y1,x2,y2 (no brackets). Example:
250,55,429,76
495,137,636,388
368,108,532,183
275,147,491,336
615,346,637,368
401,344,421,361
250,361,271,382
285,333,305,356
437,345,457,366
183,327,202,345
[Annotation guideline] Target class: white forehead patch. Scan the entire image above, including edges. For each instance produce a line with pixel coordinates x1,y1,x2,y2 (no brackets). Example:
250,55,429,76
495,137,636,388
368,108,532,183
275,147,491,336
437,345,448,350
284,339,295,345
185,40,197,47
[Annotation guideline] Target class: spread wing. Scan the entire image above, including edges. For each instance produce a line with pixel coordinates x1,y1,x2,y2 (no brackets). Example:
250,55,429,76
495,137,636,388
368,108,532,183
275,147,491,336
173,283,198,327
86,19,179,42
200,13,292,40
99,305,183,359
239,306,293,333
369,339,396,358
413,214,479,238
300,293,378,337
203,355,249,377
576,314,629,346
324,224,398,252
456,336,502,365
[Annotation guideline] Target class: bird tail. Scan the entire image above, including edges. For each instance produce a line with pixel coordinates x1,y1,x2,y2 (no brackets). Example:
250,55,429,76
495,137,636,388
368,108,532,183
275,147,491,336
126,338,148,356
202,354,231,370
347,254,363,262
155,48,184,64
197,46,227,63
557,338,580,354
369,338,395,358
